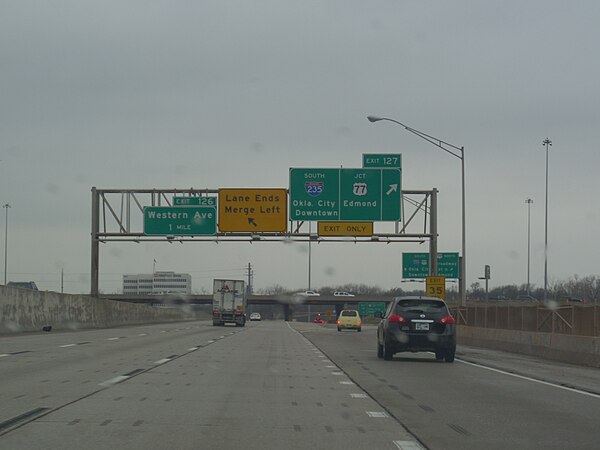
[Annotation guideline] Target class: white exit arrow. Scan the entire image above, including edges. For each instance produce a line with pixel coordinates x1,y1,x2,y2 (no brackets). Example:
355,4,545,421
386,184,398,196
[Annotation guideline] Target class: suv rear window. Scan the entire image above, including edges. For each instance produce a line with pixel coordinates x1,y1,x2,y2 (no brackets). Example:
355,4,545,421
341,310,358,317
395,299,448,314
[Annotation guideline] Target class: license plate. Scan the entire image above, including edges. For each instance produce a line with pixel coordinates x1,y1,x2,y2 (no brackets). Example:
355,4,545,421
415,323,430,331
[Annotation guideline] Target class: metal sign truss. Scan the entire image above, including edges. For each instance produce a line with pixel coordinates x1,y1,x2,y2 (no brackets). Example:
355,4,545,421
90,187,439,296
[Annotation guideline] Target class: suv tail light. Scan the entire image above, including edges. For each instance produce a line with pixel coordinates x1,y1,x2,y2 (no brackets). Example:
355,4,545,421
388,314,407,323
213,310,219,315
439,315,456,325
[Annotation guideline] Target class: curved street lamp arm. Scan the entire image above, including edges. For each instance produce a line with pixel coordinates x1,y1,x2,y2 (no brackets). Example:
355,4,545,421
368,116,463,159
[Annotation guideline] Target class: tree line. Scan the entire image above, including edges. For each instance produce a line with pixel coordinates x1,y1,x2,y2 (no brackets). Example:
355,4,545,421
257,275,600,304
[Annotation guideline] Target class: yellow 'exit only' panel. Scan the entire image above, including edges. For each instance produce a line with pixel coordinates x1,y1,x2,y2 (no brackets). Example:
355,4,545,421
317,222,373,237
218,188,287,232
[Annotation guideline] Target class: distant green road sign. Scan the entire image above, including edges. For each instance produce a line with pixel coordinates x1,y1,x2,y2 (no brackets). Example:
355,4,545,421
402,252,460,279
144,206,216,236
362,153,402,168
289,168,401,221
358,302,386,317
173,196,216,206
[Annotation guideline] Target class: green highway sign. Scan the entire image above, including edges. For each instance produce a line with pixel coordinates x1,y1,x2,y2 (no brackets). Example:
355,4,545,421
402,252,460,279
363,153,402,168
144,206,216,236
289,168,401,221
358,302,387,317
173,196,216,206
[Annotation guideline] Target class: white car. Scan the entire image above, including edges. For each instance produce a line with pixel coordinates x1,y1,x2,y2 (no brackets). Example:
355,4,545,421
297,290,320,297
334,291,355,297
249,312,262,321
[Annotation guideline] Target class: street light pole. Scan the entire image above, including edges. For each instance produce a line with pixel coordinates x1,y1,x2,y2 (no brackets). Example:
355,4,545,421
525,198,533,295
3,203,11,285
308,221,312,290
367,115,467,306
542,138,552,301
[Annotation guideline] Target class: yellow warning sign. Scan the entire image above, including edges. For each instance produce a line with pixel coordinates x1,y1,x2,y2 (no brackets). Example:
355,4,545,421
218,188,287,232
318,222,373,237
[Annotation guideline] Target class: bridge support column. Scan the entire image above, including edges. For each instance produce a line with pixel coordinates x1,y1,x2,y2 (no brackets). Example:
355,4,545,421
334,304,344,319
284,304,292,321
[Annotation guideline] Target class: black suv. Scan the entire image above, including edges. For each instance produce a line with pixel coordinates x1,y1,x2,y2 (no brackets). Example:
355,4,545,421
377,296,456,362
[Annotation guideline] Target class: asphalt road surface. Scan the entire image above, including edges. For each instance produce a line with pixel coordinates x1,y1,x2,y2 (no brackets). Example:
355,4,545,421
294,321,600,450
1,320,599,449
1,321,421,449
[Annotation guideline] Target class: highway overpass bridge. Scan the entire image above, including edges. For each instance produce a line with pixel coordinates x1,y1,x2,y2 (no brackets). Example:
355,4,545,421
101,294,391,320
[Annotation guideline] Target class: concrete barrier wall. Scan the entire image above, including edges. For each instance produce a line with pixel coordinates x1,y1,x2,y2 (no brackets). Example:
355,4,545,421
458,326,600,368
0,285,197,333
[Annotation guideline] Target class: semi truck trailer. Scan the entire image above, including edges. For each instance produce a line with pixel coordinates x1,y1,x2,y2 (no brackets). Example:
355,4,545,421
212,279,246,326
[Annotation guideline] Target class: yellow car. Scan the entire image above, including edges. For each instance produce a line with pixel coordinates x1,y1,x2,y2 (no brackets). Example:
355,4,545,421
337,309,362,332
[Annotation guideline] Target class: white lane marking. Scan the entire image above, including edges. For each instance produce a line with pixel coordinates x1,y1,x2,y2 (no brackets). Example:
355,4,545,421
99,375,129,387
137,333,147,336
59,344,77,348
187,347,199,352
207,340,215,343
366,411,389,418
0,354,9,358
326,365,336,368
350,393,368,398
339,381,354,385
393,440,426,450
219,336,225,338
153,358,172,365
107,337,119,341
331,372,344,376
457,359,600,399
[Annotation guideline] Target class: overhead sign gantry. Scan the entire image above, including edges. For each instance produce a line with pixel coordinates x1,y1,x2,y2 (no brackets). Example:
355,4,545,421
89,152,445,297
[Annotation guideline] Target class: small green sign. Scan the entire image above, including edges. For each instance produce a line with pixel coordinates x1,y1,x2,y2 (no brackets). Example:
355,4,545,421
362,153,402,168
173,196,216,206
144,206,216,236
358,302,386,317
402,252,460,279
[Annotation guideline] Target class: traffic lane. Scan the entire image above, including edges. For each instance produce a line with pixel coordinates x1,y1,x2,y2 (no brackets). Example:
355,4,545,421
456,345,600,394
0,321,244,430
0,319,208,354
0,320,223,379
0,321,423,450
295,323,600,450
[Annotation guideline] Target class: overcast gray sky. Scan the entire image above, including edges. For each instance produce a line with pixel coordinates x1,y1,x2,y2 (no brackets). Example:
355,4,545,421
1,1,599,294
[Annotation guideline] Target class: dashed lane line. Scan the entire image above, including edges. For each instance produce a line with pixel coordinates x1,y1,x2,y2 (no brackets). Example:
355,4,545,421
366,411,389,418
393,440,426,450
